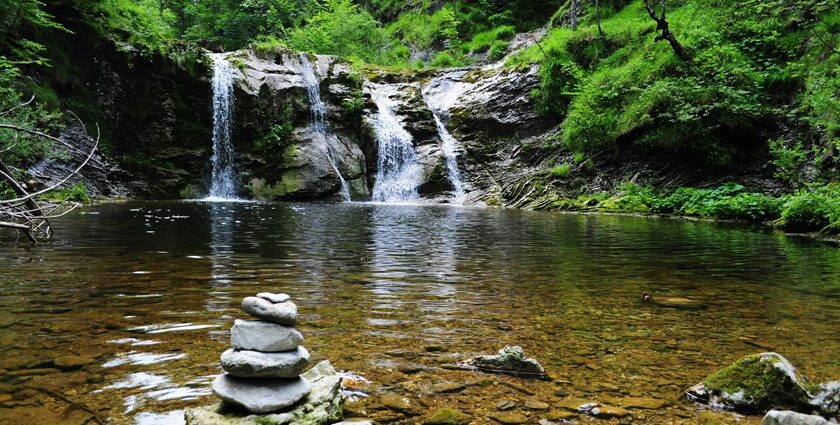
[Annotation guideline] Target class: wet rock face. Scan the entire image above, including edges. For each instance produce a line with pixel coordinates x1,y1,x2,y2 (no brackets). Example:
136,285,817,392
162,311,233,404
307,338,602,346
225,49,370,201
686,352,812,411
810,381,840,417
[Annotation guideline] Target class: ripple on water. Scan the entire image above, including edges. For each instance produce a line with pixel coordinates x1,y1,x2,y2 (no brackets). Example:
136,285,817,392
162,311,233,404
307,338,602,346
103,352,188,368
128,323,219,334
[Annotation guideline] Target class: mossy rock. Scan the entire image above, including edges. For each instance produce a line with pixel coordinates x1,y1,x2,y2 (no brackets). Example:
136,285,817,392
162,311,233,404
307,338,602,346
686,352,812,412
423,408,470,425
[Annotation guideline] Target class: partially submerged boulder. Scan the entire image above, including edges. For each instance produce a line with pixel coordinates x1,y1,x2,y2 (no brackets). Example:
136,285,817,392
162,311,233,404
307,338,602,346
761,410,831,425
185,361,343,425
686,352,812,411
464,346,546,378
810,381,840,418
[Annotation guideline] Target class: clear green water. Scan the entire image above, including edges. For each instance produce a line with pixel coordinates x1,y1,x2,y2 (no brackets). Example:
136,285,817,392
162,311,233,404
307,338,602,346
1,202,839,424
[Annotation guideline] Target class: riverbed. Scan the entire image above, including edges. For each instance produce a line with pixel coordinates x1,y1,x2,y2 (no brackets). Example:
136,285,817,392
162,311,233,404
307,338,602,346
1,201,838,424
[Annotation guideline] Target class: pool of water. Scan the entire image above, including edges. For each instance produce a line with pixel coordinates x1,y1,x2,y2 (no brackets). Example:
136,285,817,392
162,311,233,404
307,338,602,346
1,201,839,424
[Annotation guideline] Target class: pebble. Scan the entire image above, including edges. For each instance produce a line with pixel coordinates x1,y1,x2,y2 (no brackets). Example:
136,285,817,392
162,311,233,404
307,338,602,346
525,400,550,410
497,400,517,411
380,393,413,413
432,381,467,394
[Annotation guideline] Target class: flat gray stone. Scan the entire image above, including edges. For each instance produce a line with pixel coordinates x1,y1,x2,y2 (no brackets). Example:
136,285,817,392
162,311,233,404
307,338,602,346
762,410,831,425
221,347,309,378
231,320,302,352
241,297,297,326
186,360,343,424
257,292,290,303
211,374,311,414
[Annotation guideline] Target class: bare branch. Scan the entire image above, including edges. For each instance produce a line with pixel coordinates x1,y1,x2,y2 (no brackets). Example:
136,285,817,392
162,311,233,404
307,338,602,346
0,95,35,117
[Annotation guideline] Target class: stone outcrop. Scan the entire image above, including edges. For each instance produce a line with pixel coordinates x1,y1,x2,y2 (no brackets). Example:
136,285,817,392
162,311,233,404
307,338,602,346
686,352,812,412
762,410,831,425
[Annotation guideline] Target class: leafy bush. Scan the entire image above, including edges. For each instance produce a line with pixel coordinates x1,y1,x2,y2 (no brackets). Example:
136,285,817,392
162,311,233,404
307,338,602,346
549,163,572,177
769,138,807,183
777,185,840,232
430,51,464,68
488,40,509,61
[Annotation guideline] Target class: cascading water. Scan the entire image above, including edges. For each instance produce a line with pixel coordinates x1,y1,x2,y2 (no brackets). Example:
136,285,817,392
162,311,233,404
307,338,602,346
206,54,239,200
370,84,422,203
423,73,470,203
298,53,351,202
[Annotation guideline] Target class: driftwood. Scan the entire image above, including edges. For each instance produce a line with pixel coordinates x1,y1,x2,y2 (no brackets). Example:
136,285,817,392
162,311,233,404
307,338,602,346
0,99,99,243
29,386,106,425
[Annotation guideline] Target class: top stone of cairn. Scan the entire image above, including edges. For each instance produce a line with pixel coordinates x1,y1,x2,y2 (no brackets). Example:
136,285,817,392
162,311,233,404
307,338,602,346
241,294,298,326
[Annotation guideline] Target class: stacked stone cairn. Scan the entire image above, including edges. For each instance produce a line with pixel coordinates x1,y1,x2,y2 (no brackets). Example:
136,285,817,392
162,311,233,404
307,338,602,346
212,292,312,413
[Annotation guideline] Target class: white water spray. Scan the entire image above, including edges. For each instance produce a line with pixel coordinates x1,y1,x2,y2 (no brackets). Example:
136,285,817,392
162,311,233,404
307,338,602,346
369,84,422,203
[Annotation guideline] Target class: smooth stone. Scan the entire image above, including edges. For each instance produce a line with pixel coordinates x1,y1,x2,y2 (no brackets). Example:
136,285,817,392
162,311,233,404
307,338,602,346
380,393,414,413
590,406,629,418
545,410,578,420
231,320,303,352
431,381,467,394
525,400,550,410
211,374,310,414
333,421,374,425
257,293,290,304
241,297,297,326
556,398,595,412
221,347,309,378
496,400,516,411
612,396,668,409
762,410,831,425
651,296,708,310
53,355,95,370
187,361,343,424
488,412,529,424
423,408,470,425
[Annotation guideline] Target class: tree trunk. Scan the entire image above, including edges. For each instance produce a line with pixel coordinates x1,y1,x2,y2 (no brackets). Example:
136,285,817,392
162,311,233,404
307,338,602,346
642,0,690,61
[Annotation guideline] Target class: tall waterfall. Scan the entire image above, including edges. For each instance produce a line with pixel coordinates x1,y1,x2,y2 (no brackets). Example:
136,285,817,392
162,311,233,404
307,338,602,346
423,73,469,203
206,54,238,200
370,84,422,203
298,53,351,202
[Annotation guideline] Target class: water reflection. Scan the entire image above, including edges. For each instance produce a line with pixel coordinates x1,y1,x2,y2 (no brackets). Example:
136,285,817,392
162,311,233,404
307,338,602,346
0,202,838,424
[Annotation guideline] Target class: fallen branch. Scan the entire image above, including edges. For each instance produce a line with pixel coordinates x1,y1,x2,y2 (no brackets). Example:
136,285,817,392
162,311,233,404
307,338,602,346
29,386,105,425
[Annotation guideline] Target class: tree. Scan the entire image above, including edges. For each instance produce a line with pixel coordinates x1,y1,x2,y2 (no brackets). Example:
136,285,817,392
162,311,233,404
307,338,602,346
642,0,690,61
595,0,604,37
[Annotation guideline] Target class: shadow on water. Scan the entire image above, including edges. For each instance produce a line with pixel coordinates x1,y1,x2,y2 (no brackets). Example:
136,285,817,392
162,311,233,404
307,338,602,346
0,201,839,424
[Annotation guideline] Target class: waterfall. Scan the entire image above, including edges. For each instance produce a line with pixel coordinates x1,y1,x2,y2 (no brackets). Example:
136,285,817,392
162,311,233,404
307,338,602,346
206,54,239,201
370,84,422,203
432,115,465,201
298,53,351,202
423,74,469,203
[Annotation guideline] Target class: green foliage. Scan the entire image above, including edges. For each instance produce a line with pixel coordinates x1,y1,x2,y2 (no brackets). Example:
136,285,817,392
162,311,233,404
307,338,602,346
769,138,807,183
532,55,583,116
287,0,390,64
549,163,572,178
44,183,91,203
487,40,509,61
777,184,840,233
430,51,465,68
254,104,294,160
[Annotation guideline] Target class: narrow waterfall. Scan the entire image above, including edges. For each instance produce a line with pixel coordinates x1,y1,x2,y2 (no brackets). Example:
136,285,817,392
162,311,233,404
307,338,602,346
206,54,238,200
370,84,422,203
432,115,465,200
298,53,351,202
423,74,469,203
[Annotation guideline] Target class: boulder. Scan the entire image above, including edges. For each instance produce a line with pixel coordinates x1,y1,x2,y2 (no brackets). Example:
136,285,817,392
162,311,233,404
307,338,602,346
466,346,546,378
686,352,812,411
186,361,343,424
211,374,311,414
221,347,310,378
761,410,831,425
231,320,303,352
240,297,297,326
810,381,840,417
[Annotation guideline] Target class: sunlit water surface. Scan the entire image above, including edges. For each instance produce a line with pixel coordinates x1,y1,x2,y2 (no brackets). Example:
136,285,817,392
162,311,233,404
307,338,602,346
1,202,839,424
